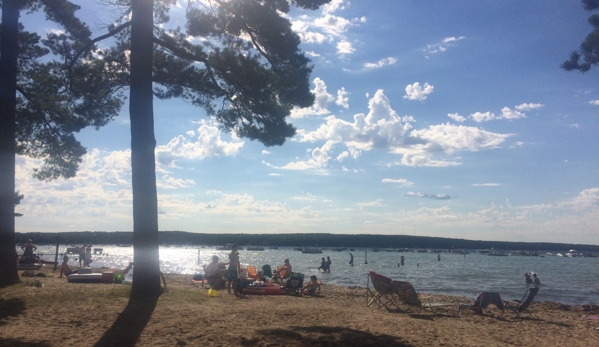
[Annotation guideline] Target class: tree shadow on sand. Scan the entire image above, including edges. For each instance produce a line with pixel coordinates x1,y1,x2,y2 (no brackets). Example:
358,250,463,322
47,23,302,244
255,325,412,347
0,338,53,347
94,295,159,347
0,298,26,326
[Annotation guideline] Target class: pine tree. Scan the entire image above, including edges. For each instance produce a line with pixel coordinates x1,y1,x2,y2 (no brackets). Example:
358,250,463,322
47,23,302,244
0,0,124,287
82,0,331,298
562,0,599,72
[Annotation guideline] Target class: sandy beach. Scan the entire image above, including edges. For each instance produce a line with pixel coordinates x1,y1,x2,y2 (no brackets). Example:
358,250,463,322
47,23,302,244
1,273,598,347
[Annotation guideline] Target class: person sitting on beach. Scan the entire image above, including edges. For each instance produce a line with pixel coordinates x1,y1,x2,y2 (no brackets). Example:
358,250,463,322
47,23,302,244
302,275,321,296
21,239,37,258
533,273,541,287
59,256,78,278
204,255,228,289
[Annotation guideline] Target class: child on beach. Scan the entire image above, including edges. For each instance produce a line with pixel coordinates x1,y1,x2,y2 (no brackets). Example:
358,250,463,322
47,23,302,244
302,275,321,296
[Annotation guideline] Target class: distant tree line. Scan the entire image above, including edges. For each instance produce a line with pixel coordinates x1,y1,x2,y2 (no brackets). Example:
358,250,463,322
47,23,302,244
15,231,599,252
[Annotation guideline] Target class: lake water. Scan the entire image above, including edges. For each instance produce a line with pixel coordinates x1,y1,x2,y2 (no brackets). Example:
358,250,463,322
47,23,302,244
30,245,599,306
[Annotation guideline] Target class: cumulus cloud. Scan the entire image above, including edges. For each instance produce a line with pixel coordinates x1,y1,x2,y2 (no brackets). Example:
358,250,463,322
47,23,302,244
336,39,355,54
470,111,495,122
403,82,434,101
298,89,510,167
448,113,466,123
155,121,244,166
425,36,466,54
364,57,397,70
589,100,599,105
291,78,334,118
322,0,346,14
336,87,349,108
515,103,544,111
382,178,414,187
314,14,353,36
282,140,335,172
500,107,526,120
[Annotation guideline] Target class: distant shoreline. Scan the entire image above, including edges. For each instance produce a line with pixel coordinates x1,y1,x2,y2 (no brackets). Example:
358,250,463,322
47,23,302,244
15,231,599,252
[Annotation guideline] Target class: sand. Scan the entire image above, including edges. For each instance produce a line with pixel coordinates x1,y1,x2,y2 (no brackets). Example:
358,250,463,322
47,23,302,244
1,273,598,347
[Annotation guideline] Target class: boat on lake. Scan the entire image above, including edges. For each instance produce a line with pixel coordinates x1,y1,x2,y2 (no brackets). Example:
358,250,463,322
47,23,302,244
487,251,508,256
302,247,323,254
246,246,265,251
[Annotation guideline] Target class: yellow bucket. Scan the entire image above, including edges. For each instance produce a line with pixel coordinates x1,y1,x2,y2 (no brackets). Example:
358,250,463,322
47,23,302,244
207,288,219,297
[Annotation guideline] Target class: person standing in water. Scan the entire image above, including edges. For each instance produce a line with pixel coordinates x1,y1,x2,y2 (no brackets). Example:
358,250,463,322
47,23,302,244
349,253,354,266
400,256,405,266
325,256,332,272
437,252,441,261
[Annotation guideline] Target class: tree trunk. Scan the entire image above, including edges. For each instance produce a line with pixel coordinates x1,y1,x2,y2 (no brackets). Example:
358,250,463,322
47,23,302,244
129,0,161,298
0,0,21,288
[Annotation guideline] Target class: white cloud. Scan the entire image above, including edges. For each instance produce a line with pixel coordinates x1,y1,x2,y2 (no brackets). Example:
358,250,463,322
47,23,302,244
336,151,349,162
335,87,349,108
322,0,346,14
448,113,466,123
314,14,353,36
403,82,434,101
470,111,495,123
515,103,544,111
589,100,599,105
298,90,510,166
282,140,335,172
155,122,244,166
382,178,414,187
291,78,334,118
473,183,501,187
262,150,270,155
425,36,466,54
364,57,397,70
336,39,355,54
500,107,526,120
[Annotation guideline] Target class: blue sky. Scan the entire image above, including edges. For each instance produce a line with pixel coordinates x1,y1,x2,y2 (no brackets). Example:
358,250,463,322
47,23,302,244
14,0,599,244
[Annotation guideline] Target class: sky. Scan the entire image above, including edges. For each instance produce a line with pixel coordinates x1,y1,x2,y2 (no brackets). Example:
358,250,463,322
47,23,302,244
13,0,599,245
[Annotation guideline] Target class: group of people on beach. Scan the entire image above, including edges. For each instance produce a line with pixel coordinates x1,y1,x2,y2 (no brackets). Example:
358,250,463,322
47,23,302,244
203,243,321,297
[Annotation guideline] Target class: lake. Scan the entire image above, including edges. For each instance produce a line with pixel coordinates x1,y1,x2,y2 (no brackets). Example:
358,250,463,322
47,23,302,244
30,245,599,305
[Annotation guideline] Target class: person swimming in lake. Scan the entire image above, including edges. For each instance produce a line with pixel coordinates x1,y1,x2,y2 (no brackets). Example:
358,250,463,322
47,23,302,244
349,253,354,266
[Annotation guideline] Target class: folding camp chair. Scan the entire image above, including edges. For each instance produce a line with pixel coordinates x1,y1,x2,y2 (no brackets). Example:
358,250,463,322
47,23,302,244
392,280,455,314
366,271,400,310
502,287,539,318
247,266,257,279
284,272,304,296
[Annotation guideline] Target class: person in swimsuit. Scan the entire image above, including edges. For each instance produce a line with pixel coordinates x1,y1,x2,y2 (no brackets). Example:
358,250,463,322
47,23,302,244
59,256,78,277
227,244,241,296
302,275,321,296
21,239,37,258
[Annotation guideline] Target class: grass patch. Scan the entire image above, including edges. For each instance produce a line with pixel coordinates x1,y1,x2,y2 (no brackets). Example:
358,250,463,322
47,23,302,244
160,287,208,305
